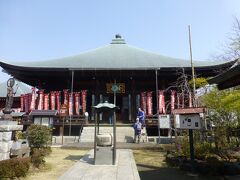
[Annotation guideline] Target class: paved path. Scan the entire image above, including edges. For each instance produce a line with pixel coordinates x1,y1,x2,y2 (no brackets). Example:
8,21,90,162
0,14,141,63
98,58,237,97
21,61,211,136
58,149,140,180
57,142,163,150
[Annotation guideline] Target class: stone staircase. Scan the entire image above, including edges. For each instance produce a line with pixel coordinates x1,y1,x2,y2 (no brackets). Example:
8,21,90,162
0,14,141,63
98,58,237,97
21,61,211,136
80,126,135,143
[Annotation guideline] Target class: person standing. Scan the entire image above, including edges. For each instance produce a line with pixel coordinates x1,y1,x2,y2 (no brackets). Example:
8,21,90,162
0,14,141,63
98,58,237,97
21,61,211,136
133,118,142,143
137,107,145,126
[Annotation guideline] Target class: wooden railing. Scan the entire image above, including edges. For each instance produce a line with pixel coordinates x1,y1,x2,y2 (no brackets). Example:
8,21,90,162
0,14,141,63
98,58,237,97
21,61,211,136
145,115,158,126
54,115,86,125
21,115,88,126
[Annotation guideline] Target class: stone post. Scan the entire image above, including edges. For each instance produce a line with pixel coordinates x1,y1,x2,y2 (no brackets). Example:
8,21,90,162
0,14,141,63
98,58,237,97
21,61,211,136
0,121,23,161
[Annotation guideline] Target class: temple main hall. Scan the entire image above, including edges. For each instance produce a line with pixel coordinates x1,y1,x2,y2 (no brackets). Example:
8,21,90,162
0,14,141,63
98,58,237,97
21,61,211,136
0,35,235,136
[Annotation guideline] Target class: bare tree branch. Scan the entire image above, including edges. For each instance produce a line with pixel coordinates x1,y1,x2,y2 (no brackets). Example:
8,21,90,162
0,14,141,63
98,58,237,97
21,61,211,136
218,17,240,61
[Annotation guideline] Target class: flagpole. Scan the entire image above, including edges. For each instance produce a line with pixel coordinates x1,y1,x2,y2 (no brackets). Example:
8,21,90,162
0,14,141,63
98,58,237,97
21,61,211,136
188,25,196,172
188,25,196,105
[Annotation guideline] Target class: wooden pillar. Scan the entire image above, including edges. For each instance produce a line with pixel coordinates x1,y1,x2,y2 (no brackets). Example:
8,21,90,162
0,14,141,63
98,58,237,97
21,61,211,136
94,111,97,164
131,79,136,121
128,94,131,121
136,94,140,111
99,94,103,121
60,126,63,136
91,94,95,120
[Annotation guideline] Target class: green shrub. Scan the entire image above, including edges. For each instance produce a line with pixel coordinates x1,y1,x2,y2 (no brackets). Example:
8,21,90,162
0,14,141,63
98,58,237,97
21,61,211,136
235,155,240,162
16,131,27,139
31,148,46,168
41,146,52,156
27,124,52,148
30,147,52,168
0,157,30,178
176,137,213,160
195,142,212,160
175,137,190,157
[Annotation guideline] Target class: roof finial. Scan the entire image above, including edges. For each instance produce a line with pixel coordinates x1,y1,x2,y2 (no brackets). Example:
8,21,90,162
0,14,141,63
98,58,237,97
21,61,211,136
111,34,125,44
115,34,122,39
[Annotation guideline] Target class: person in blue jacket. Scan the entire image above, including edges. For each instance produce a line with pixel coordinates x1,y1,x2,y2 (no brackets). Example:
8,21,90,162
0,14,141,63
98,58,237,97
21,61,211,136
133,118,142,143
137,107,145,127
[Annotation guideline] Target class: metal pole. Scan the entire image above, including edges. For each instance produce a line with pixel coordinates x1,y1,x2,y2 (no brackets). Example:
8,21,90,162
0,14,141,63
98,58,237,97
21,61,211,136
113,80,116,165
94,111,97,165
188,25,196,173
69,70,74,136
188,25,196,106
62,116,64,144
189,129,195,172
155,70,161,144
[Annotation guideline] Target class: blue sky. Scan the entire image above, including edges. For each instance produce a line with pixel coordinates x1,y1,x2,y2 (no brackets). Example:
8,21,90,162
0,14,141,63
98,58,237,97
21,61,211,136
0,0,240,82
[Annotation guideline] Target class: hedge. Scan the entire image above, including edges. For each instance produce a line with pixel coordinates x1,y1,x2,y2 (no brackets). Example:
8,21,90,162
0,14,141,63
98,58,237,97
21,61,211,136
0,157,30,178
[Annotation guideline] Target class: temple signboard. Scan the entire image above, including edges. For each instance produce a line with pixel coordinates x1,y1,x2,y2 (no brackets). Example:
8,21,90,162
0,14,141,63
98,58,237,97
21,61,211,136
60,104,68,116
173,108,204,130
106,83,125,94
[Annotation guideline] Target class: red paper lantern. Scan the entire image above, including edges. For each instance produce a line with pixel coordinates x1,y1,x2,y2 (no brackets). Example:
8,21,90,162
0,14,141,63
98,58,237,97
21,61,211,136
63,89,69,105
81,90,87,115
140,92,146,113
50,91,56,110
20,94,24,112
56,91,61,113
30,87,36,111
146,92,153,116
74,92,80,115
158,90,166,114
44,94,49,110
37,90,44,110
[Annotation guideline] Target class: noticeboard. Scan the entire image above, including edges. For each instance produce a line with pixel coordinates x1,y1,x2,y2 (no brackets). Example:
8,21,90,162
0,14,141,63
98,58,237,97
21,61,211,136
175,114,201,129
159,114,171,129
60,104,68,116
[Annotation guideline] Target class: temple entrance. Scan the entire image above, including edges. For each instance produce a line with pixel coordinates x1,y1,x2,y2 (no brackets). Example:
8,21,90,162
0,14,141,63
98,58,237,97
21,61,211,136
121,96,130,123
100,94,130,123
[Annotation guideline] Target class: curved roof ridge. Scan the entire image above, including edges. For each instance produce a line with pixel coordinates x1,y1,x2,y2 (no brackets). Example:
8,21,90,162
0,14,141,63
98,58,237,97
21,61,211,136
0,37,236,69
123,44,186,60
0,44,110,66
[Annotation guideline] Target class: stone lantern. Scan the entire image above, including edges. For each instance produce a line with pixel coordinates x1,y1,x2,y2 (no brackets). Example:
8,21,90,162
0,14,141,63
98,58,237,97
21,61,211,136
93,101,118,165
0,78,23,161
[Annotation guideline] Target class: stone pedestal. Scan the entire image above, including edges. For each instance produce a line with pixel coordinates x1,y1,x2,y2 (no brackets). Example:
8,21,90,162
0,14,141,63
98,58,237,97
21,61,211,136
96,133,112,146
0,120,23,161
95,147,113,165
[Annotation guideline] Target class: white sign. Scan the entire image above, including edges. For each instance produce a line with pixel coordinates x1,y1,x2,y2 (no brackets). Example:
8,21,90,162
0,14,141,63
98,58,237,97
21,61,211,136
175,114,201,129
159,114,170,129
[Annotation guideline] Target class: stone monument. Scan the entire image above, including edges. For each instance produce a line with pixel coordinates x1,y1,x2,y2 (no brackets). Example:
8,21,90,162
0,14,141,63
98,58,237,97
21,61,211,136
93,101,118,165
0,78,23,161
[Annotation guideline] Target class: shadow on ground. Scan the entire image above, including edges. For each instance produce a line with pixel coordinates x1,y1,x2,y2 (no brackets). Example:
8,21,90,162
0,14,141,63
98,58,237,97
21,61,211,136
137,164,224,180
64,155,84,161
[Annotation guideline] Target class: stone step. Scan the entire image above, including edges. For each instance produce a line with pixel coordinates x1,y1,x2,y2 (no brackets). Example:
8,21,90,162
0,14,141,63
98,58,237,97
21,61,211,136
80,126,135,143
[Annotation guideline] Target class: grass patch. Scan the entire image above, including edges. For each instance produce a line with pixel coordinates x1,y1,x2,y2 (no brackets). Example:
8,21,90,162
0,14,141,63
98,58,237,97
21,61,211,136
133,148,224,180
133,149,167,168
22,148,88,180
